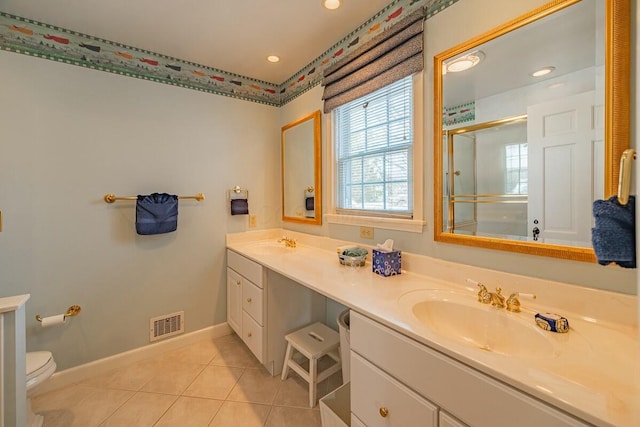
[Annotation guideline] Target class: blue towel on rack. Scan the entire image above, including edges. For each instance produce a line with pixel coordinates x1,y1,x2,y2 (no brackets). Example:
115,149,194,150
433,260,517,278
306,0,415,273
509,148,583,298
591,195,635,268
230,199,249,215
305,196,314,211
136,193,179,235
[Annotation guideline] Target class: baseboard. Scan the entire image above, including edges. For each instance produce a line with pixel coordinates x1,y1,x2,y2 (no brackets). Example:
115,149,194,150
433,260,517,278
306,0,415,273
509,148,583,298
35,322,233,395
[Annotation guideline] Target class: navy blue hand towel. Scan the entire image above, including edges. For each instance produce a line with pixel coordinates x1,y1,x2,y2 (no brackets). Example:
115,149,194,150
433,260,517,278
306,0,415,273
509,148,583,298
230,198,249,215
136,193,179,235
591,195,635,268
305,196,314,211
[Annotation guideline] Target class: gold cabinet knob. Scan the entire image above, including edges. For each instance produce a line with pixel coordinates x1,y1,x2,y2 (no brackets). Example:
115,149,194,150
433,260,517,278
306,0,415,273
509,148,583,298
236,280,241,286
379,407,389,418
247,332,252,338
246,297,252,303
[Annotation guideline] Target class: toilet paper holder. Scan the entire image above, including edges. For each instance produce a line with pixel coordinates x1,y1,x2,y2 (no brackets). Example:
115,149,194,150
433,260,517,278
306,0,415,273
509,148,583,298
36,304,82,322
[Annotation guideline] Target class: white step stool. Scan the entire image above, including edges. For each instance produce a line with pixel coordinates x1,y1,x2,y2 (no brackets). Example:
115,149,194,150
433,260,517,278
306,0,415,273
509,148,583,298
281,322,342,408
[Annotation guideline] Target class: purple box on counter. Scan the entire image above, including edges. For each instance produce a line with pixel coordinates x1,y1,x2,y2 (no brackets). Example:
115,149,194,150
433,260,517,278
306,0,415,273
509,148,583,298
372,249,401,277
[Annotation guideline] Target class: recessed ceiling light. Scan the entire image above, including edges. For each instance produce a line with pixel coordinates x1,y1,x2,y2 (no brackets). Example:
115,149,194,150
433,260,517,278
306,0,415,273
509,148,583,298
267,55,280,63
445,51,484,73
531,66,555,77
323,0,341,10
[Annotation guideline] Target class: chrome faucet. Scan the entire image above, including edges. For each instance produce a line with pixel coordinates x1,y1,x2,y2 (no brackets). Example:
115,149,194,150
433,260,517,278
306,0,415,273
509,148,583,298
277,236,297,248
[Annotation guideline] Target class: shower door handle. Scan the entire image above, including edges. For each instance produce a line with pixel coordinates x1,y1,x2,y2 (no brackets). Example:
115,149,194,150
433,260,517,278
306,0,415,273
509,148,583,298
532,226,540,241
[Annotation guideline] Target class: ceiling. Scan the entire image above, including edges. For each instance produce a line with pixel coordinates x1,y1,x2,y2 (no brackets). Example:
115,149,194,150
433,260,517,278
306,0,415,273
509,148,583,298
0,0,393,84
443,0,599,108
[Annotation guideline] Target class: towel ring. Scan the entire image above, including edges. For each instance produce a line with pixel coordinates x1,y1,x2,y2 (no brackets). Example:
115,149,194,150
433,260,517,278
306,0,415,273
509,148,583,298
617,149,636,206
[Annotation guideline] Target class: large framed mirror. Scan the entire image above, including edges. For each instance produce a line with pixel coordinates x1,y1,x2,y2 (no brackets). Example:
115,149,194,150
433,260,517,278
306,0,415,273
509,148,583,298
282,110,322,225
434,0,630,262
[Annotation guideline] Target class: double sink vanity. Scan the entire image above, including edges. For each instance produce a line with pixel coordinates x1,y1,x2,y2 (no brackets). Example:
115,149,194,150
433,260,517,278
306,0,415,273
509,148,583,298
226,229,639,427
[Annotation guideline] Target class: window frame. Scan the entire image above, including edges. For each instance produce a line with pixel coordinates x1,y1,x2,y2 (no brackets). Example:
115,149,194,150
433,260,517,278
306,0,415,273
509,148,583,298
325,72,425,233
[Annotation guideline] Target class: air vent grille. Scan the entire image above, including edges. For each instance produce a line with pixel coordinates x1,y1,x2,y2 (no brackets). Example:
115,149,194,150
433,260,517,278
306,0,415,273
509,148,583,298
149,311,184,342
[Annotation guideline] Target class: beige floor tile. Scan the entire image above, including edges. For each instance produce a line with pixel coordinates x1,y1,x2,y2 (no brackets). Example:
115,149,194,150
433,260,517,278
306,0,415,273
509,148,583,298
273,375,316,409
154,396,223,427
140,362,206,395
211,335,263,369
159,339,221,365
208,401,271,427
265,406,322,427
226,368,282,405
100,392,177,426
80,357,165,391
34,384,95,413
36,386,134,427
183,365,244,400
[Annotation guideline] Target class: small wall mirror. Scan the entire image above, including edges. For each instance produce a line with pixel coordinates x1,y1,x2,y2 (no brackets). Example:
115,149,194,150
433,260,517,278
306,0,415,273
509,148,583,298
434,0,630,262
282,110,322,225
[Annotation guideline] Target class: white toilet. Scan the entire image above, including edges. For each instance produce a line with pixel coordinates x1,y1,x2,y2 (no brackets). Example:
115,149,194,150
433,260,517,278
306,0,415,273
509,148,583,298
26,351,57,427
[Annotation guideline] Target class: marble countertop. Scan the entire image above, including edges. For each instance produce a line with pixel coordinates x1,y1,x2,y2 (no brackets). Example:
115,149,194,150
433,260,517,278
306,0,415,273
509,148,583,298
226,229,639,427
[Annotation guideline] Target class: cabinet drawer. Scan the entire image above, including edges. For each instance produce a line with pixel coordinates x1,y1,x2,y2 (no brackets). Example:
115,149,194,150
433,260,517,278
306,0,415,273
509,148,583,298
351,414,367,427
242,280,264,325
440,412,468,427
351,352,438,427
242,311,264,362
351,312,588,427
227,250,263,288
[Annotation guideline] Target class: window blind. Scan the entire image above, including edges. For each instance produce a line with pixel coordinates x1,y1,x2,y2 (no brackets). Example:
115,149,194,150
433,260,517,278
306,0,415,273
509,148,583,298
322,8,424,114
335,76,413,217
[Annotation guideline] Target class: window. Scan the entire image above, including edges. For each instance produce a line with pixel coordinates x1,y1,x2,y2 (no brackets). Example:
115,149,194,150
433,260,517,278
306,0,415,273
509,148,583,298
505,143,528,194
334,76,413,218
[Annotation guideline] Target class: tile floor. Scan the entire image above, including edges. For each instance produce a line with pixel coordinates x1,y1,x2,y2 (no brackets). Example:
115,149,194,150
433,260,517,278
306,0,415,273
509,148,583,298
33,333,343,426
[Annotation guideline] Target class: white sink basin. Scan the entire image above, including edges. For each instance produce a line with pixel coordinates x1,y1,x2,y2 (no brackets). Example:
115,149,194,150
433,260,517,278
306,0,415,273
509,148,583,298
246,241,298,255
399,289,559,358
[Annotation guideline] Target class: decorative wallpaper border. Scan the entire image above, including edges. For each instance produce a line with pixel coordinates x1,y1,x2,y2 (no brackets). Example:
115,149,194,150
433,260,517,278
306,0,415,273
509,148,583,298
280,0,460,104
0,0,459,107
443,101,476,127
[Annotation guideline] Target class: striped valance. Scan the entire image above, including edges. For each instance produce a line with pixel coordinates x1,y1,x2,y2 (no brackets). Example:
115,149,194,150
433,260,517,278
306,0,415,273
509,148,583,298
322,8,424,113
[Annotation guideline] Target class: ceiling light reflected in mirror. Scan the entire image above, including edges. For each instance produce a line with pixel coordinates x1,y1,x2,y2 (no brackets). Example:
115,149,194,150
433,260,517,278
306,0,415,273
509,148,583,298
323,0,342,10
445,51,485,73
531,66,555,77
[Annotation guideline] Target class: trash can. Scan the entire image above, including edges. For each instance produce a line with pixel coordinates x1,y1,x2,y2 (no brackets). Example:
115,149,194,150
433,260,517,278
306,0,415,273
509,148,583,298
337,309,350,383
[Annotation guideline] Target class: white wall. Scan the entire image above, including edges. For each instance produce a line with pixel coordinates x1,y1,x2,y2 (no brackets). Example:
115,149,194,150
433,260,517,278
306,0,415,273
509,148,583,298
281,0,637,294
0,51,281,369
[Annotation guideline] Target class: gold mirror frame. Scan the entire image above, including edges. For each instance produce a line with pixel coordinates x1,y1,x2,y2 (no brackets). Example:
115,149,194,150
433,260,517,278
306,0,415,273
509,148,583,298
281,110,322,225
433,0,630,262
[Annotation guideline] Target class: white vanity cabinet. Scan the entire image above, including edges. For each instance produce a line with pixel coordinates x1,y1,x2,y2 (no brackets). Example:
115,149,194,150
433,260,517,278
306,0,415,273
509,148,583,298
226,249,326,375
350,311,589,427
227,250,266,362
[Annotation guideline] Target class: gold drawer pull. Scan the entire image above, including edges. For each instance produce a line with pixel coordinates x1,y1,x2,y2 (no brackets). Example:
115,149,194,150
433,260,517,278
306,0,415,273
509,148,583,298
379,407,389,418
246,297,252,303
247,332,252,338
236,280,241,285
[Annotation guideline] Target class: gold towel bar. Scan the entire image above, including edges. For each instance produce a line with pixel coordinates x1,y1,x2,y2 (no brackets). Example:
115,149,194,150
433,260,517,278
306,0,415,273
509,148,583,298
104,193,205,203
36,305,81,322
617,149,636,206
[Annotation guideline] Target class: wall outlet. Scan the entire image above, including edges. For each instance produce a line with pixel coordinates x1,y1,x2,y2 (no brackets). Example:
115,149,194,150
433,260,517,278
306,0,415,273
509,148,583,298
360,226,374,239
249,214,257,228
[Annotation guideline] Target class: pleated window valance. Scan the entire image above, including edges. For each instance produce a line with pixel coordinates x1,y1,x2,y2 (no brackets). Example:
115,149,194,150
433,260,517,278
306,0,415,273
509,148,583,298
322,8,425,114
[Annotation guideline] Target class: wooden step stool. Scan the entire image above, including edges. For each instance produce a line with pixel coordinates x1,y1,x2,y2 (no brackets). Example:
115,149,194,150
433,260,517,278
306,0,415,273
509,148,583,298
281,322,342,408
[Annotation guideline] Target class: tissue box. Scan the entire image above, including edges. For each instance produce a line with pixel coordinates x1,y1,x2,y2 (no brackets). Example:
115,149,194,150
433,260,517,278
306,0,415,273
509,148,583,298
372,249,401,276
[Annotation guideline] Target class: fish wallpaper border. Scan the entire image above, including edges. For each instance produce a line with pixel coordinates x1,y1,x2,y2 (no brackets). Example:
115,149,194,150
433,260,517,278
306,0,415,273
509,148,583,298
443,101,476,127
0,0,458,107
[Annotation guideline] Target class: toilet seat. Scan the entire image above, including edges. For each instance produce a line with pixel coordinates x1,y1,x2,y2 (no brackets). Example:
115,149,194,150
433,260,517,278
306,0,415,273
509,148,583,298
26,351,56,391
